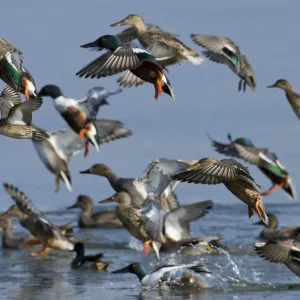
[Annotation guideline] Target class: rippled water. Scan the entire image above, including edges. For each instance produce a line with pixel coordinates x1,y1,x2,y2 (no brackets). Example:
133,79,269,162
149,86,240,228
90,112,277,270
1,200,300,300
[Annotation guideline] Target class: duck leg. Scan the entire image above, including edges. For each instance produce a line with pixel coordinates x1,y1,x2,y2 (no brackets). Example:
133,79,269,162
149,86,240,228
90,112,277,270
262,182,285,196
154,78,163,100
24,87,29,101
84,141,89,158
143,240,152,255
54,175,60,193
254,200,263,219
238,80,242,92
30,246,51,256
79,128,86,140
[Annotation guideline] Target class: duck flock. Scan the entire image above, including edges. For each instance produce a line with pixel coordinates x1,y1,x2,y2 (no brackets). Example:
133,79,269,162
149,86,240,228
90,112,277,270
1,13,300,291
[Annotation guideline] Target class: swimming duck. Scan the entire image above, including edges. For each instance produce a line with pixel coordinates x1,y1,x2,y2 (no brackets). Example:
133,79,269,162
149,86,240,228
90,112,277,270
0,218,24,250
191,34,256,92
0,84,21,118
171,158,269,225
100,192,213,258
208,133,296,199
67,195,122,228
112,262,209,287
80,158,197,206
268,79,300,120
0,38,37,100
254,213,300,241
254,239,300,279
32,123,131,193
71,242,111,270
3,183,74,256
76,35,174,100
0,97,49,141
38,84,129,157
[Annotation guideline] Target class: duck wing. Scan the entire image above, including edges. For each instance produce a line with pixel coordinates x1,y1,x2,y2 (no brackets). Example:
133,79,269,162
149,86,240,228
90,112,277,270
0,84,21,118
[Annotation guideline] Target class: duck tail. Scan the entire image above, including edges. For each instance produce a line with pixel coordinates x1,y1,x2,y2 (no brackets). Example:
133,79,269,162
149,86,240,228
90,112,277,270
161,74,175,100
32,129,50,141
181,48,204,65
60,171,72,193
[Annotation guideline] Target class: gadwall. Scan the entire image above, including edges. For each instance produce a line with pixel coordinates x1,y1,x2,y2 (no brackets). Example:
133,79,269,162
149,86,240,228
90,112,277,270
0,218,24,249
0,38,37,100
172,158,269,225
268,79,300,120
191,34,256,92
76,35,174,100
208,133,296,199
38,84,130,157
71,242,111,270
112,262,209,288
254,213,300,240
68,195,122,228
3,183,74,256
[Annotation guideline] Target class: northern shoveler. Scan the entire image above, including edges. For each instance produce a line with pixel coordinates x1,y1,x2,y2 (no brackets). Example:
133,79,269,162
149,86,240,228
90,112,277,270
0,38,37,100
76,35,175,100
208,133,296,199
268,79,300,120
191,34,256,92
172,158,269,225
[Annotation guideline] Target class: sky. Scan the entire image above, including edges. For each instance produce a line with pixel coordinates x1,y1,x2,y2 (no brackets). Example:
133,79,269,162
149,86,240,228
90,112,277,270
1,0,300,212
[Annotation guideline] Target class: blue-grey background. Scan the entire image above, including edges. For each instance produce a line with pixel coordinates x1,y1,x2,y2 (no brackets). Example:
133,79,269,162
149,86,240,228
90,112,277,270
1,1,300,299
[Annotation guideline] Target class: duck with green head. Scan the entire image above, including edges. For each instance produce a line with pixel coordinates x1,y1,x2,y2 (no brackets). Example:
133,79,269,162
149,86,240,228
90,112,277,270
112,262,209,287
208,133,296,199
268,79,300,120
38,84,132,157
76,35,174,100
0,38,37,100
191,34,256,92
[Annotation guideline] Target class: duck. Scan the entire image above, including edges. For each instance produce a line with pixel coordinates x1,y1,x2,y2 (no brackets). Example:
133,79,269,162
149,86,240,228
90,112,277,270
0,97,49,140
254,239,300,279
2,183,74,256
76,35,174,100
80,158,197,206
110,14,203,88
112,262,210,288
67,195,122,228
0,38,37,100
191,34,256,92
32,123,131,193
267,79,300,120
208,133,296,199
38,84,130,157
0,218,24,250
171,158,269,225
254,213,300,240
100,192,213,258
71,242,111,270
0,84,21,118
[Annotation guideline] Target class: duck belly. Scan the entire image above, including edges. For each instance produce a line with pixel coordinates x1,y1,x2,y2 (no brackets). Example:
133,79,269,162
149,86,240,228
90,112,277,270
132,62,161,84
285,261,300,277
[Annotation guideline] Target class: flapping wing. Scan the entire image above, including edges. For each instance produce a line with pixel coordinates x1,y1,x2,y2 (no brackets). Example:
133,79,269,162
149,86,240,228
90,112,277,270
0,84,21,118
6,97,42,125
76,46,142,78
117,70,145,88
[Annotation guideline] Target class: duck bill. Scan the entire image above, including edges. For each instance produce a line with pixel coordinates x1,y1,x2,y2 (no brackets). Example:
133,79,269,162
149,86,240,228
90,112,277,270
67,204,78,209
112,265,130,274
79,169,91,174
0,212,9,219
99,196,116,204
110,18,129,27
80,40,99,49
267,84,275,88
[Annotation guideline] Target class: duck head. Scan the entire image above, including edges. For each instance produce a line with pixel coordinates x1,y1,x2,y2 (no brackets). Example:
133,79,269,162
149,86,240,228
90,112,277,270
72,242,85,256
79,164,113,177
110,14,144,28
254,213,278,229
38,84,63,99
267,79,292,91
67,195,93,212
112,262,147,281
81,35,121,51
0,218,13,231
99,192,132,205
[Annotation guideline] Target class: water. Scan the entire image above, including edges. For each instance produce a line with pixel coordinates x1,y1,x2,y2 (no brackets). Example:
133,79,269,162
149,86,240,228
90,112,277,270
1,200,300,300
